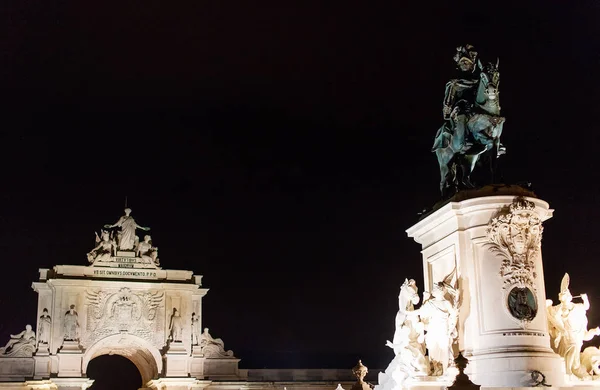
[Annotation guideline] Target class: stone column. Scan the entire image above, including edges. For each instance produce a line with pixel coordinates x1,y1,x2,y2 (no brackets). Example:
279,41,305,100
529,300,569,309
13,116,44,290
406,195,564,387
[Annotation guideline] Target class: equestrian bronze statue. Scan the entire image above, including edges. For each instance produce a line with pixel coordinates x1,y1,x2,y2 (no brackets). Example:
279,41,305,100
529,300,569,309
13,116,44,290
432,45,506,197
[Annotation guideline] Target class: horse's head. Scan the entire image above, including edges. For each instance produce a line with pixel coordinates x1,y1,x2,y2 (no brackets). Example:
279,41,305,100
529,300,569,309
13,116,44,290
399,278,420,313
477,58,500,104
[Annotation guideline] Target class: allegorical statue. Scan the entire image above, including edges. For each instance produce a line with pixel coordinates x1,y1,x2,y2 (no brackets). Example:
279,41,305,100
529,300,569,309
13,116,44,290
200,328,235,358
169,308,183,342
417,271,459,376
191,312,201,345
87,230,116,264
432,44,506,197
104,208,150,251
37,308,52,345
377,279,428,390
137,235,160,266
0,325,36,357
387,279,428,373
547,273,600,379
63,304,80,341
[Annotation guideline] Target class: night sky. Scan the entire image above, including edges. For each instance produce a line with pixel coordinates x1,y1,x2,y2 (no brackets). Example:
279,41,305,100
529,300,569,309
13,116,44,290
1,0,599,372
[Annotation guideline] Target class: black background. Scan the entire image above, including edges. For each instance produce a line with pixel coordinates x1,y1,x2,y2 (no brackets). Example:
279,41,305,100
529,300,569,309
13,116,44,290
1,0,599,370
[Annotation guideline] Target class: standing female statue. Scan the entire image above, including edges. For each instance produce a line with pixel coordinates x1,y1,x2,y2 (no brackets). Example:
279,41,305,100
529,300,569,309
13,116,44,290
104,208,150,251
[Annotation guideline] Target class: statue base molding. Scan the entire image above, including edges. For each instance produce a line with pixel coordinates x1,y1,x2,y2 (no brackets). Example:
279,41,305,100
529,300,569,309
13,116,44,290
32,354,51,379
34,345,49,356
146,378,211,390
165,342,189,377
57,341,83,378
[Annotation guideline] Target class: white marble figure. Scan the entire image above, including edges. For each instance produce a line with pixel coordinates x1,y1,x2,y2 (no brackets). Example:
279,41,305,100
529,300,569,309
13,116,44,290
377,279,428,390
104,208,150,251
418,271,459,377
546,273,600,380
137,235,159,266
169,308,183,342
391,279,428,373
87,230,115,264
37,308,52,345
191,312,201,345
63,304,80,341
200,328,234,358
581,346,600,377
0,325,36,357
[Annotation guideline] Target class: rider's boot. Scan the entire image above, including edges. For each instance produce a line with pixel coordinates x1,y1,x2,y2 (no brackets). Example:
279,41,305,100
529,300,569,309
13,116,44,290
450,116,472,153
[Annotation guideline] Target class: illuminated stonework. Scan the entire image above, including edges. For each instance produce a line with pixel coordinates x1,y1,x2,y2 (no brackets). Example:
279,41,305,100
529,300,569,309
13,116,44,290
487,198,542,291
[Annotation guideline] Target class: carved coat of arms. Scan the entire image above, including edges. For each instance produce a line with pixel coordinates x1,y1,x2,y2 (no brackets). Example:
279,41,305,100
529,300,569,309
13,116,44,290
487,198,542,324
83,287,164,348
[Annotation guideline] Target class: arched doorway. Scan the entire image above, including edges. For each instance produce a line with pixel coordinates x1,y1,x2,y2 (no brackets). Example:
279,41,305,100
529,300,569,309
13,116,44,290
82,334,163,386
87,354,142,390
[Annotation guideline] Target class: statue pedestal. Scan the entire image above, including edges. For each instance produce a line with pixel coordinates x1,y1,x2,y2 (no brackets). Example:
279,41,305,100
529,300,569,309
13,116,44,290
34,346,51,379
0,357,35,381
116,250,136,257
165,341,188,377
35,344,49,356
406,195,564,387
202,357,242,380
190,347,204,378
57,341,83,377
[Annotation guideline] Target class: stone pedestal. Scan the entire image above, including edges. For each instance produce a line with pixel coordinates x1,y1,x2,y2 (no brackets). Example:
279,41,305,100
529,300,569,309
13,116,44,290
0,357,35,381
33,347,51,379
57,341,83,378
406,195,564,387
202,358,242,379
165,342,188,377
190,346,204,378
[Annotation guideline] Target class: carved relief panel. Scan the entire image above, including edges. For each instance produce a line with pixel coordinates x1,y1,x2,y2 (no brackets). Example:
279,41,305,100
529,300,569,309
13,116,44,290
487,198,543,326
82,287,165,349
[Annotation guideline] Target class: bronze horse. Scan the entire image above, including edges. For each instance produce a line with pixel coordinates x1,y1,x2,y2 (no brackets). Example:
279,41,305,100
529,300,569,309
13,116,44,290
432,60,505,197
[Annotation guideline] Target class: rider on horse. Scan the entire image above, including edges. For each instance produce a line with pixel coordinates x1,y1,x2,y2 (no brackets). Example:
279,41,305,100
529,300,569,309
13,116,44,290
438,44,481,155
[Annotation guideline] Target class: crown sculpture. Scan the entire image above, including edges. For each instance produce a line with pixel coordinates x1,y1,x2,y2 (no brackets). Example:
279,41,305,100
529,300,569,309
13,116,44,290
432,44,505,197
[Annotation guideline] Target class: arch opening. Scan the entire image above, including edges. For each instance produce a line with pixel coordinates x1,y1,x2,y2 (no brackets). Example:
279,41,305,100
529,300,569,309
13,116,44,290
87,354,142,390
82,334,162,385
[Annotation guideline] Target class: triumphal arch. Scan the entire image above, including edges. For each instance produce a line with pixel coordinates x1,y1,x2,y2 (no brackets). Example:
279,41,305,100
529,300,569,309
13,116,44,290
0,208,243,389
